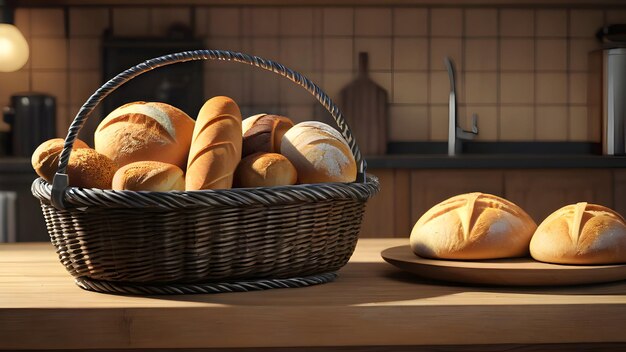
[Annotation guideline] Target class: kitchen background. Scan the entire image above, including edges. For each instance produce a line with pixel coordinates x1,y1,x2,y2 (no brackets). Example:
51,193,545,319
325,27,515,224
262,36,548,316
1,4,623,143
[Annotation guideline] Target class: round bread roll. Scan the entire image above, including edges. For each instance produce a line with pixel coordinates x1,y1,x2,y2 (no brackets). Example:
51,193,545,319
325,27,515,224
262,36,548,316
280,121,356,184
112,161,184,191
94,101,195,170
530,203,626,265
410,193,537,260
234,153,297,188
66,148,117,189
31,138,89,183
241,114,294,157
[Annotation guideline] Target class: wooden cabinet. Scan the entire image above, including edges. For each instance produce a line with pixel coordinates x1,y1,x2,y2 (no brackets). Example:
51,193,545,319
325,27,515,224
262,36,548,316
360,169,410,238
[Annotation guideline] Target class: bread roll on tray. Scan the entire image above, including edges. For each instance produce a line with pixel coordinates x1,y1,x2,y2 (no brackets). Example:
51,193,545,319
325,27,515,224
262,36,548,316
186,96,242,190
281,121,356,184
234,152,297,188
241,114,294,157
112,161,184,192
31,138,89,183
410,193,537,260
530,203,626,265
94,101,194,170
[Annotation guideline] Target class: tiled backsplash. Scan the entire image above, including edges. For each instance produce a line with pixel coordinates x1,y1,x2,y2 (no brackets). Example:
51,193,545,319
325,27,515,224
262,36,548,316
1,5,624,142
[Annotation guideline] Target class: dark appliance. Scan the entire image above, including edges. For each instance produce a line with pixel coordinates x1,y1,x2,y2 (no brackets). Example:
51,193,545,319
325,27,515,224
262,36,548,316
3,93,56,157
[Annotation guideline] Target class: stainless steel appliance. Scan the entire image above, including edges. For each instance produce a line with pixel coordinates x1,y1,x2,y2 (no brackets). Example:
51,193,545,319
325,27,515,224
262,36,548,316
2,93,56,157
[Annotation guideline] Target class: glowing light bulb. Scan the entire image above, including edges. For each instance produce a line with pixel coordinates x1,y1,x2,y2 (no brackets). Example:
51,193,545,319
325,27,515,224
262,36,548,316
0,23,29,72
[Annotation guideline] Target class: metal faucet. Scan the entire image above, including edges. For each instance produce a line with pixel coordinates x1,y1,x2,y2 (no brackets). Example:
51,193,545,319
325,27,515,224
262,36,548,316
445,57,478,156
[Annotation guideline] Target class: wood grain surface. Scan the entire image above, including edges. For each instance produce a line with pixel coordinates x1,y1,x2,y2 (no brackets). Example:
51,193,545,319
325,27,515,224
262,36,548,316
1,240,626,350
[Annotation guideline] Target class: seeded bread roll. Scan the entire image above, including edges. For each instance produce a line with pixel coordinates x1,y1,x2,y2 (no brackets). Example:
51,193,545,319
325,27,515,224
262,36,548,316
280,121,356,184
410,193,537,260
530,203,626,264
241,114,294,157
31,138,89,183
66,148,117,189
112,161,184,191
234,152,297,188
94,101,195,169
186,96,242,190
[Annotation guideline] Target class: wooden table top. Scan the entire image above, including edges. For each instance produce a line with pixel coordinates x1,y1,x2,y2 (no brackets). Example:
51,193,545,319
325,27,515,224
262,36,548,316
1,239,626,350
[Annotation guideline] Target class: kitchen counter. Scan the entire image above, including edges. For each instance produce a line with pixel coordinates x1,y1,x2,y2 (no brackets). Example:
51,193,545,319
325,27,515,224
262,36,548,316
1,239,626,351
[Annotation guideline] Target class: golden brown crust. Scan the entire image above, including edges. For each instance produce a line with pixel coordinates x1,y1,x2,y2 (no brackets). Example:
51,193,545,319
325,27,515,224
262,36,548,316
31,138,89,182
242,114,294,157
234,152,297,188
410,193,538,260
530,203,626,264
185,96,242,190
66,148,117,189
94,101,195,170
112,161,184,191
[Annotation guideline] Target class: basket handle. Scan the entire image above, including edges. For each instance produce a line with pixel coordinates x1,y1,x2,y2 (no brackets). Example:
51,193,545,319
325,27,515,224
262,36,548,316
51,50,366,209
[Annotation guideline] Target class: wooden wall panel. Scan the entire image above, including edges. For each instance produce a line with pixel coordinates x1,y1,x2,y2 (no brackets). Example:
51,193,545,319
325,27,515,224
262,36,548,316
360,169,410,238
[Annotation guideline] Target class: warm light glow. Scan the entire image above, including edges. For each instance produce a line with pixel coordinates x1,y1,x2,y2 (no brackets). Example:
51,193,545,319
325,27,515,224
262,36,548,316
0,23,29,73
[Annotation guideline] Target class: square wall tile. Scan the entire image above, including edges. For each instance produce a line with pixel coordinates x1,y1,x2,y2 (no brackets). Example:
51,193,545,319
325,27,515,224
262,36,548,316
251,38,280,61
31,9,65,37
323,38,353,71
570,39,601,71
501,73,534,104
606,10,626,24
70,8,109,37
69,39,101,70
429,105,449,141
569,73,587,104
151,7,190,36
570,10,604,38
430,71,457,104
354,38,392,71
281,38,314,71
536,73,567,104
113,8,150,37
465,39,497,71
464,9,497,37
0,71,31,105
245,8,279,37
500,106,534,141
31,38,67,70
393,38,428,70
389,105,429,141
251,70,280,105
393,8,428,36
355,8,391,36
209,8,240,37
69,71,101,105
569,106,588,141
280,71,319,104
323,8,353,36
14,9,31,38
431,9,462,37
284,105,315,124
280,8,314,36
500,9,534,37
32,71,68,105
323,72,354,101
536,39,567,71
465,73,497,104
536,106,568,141
194,8,208,36
204,71,244,103
536,10,567,37
393,72,428,104
500,39,534,71
464,105,498,141
430,38,463,71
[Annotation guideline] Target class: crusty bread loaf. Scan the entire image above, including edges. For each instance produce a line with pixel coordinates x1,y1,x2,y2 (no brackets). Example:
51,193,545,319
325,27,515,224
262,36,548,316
186,96,242,190
234,152,297,188
66,148,117,189
112,161,184,191
31,138,89,183
530,203,626,264
241,114,294,157
410,193,537,260
280,121,356,184
94,101,195,170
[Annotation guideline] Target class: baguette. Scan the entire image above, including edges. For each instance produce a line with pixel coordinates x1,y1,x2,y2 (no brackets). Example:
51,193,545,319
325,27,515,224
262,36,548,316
185,96,242,190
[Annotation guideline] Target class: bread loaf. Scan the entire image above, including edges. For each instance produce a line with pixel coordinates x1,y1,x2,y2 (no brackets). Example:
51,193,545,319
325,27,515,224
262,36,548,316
530,203,626,264
66,148,117,189
234,152,297,188
241,114,294,157
112,161,184,191
31,138,89,183
280,121,356,184
410,193,537,260
186,96,242,190
94,101,195,169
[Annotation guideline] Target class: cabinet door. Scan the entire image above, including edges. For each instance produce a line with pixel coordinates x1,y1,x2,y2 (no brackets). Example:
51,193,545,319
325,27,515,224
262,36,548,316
410,170,505,226
360,169,411,238
505,170,613,223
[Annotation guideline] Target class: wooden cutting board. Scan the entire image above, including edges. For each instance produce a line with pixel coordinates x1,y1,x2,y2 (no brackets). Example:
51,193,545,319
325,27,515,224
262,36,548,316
339,52,388,155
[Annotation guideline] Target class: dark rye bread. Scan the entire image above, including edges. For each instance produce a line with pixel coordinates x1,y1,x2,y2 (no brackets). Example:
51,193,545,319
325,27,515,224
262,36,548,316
242,114,294,157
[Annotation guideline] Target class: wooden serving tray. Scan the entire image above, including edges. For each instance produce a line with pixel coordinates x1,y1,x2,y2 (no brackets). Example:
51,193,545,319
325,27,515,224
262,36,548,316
381,245,626,286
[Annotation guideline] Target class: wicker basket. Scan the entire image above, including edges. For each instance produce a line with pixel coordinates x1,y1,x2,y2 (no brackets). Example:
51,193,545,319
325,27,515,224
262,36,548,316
31,50,380,295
